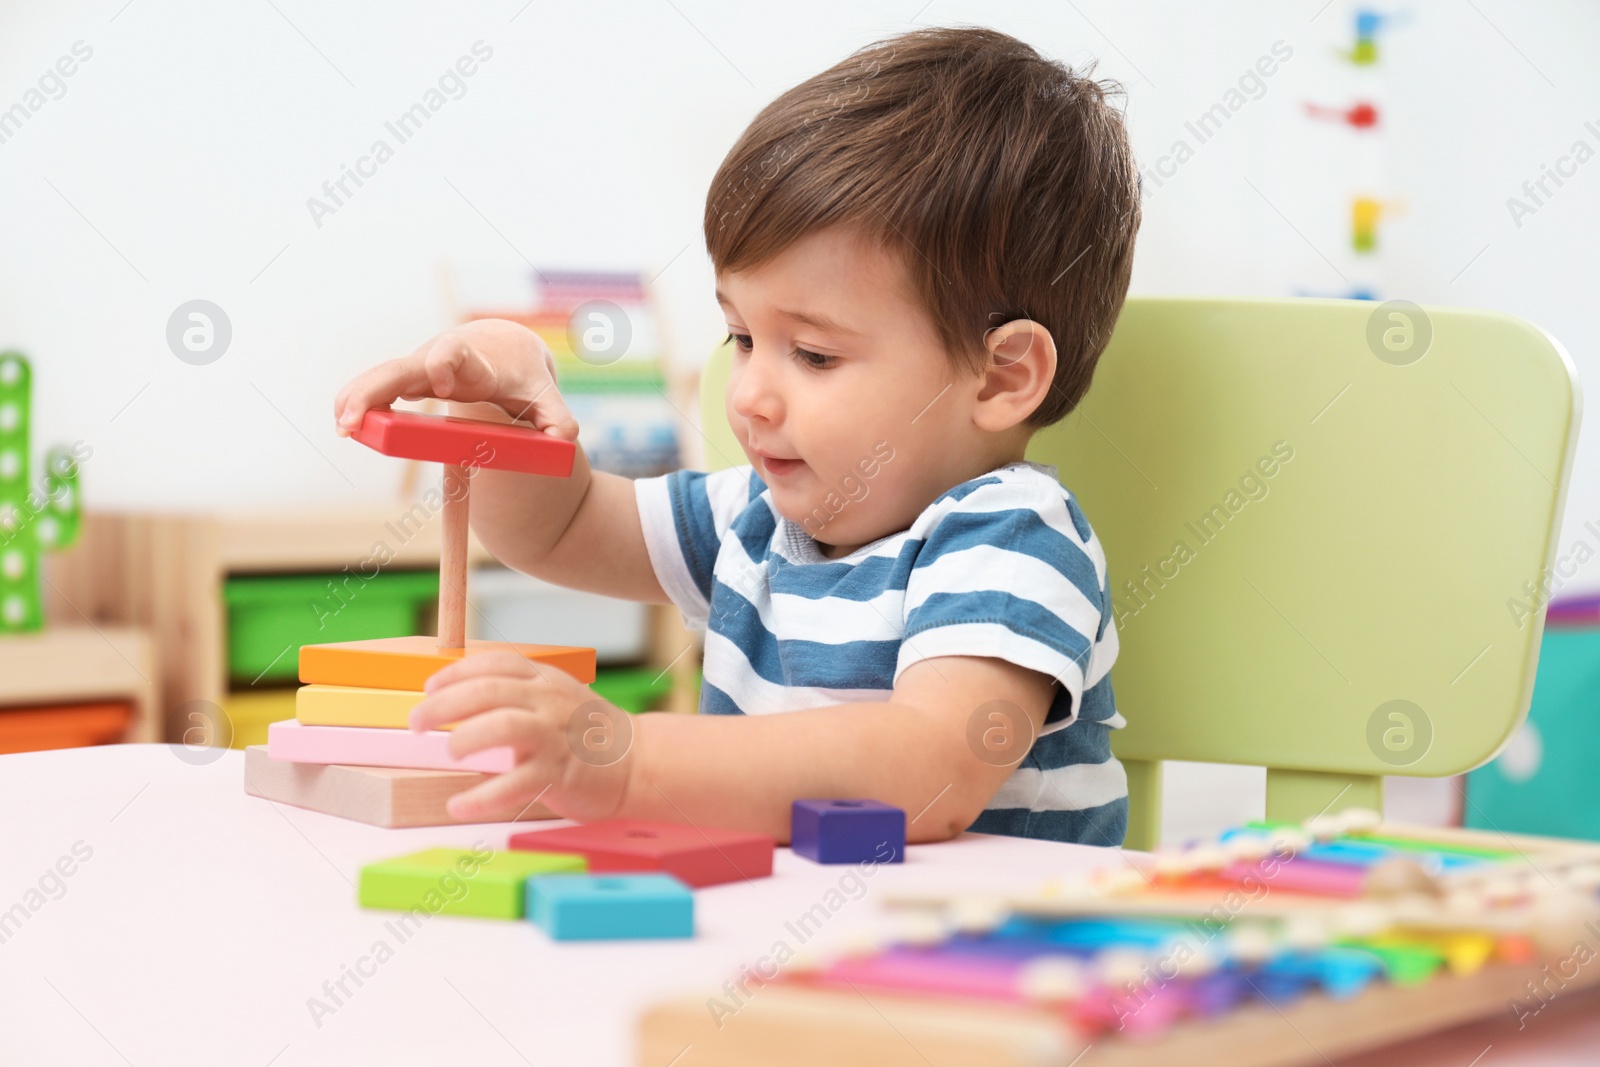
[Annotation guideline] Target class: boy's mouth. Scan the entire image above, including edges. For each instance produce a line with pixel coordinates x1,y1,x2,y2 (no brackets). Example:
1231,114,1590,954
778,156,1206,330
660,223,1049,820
753,448,805,477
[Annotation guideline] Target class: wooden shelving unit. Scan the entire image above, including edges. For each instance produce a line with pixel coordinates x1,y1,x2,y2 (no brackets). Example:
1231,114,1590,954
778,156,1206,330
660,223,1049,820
44,505,699,740
45,506,492,743
0,625,158,744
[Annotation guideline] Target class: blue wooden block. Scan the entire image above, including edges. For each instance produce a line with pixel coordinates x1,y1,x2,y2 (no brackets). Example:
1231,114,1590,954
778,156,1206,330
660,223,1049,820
525,873,693,941
790,799,906,864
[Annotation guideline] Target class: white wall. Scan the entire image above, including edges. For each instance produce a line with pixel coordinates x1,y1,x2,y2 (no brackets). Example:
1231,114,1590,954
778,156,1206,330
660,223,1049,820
7,0,1590,839
3,0,1597,580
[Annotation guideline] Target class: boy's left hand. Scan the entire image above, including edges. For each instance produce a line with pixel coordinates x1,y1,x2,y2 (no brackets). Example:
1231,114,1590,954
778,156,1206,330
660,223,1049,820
409,652,636,823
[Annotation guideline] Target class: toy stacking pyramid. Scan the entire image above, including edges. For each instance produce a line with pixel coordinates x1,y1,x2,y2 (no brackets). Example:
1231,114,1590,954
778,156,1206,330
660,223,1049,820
255,410,596,819
273,634,596,773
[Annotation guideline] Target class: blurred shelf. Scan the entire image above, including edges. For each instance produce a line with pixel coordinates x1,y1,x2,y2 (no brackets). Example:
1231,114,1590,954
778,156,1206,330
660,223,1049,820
46,507,703,738
216,508,492,572
44,508,486,741
0,624,157,744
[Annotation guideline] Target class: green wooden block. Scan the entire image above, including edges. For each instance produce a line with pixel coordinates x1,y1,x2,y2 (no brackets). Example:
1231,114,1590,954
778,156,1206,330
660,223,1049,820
358,847,585,920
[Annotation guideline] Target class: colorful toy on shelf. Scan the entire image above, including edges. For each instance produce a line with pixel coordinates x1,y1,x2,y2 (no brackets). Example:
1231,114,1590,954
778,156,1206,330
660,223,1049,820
638,811,1600,1066
1295,286,1379,301
790,799,906,864
527,873,694,941
1351,195,1393,253
248,410,596,823
509,819,775,888
519,269,659,384
1343,8,1391,65
457,267,681,478
1304,100,1379,129
0,352,83,633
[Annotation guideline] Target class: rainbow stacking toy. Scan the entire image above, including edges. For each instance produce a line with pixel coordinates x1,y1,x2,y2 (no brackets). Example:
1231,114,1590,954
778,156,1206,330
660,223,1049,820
638,810,1600,1066
253,411,596,821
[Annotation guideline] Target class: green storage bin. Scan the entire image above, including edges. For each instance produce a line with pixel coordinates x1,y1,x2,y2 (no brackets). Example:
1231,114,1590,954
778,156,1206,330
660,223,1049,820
222,570,440,682
590,665,679,714
1466,624,1600,841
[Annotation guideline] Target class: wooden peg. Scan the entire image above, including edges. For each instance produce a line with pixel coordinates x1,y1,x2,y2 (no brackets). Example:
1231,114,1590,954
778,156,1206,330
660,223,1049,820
350,410,576,652
439,464,470,649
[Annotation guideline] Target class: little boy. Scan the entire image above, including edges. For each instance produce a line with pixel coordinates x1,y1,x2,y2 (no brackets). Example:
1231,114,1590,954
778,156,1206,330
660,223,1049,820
334,27,1141,846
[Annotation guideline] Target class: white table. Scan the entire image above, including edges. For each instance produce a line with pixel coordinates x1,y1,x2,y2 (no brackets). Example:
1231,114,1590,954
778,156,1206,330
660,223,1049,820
1,745,1595,1066
0,745,1116,1066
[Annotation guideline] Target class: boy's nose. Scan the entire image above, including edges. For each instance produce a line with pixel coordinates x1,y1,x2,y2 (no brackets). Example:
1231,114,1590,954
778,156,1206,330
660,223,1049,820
730,351,781,424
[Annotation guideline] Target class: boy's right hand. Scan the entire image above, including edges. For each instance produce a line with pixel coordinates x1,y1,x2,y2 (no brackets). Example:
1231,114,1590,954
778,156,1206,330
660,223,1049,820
333,318,581,442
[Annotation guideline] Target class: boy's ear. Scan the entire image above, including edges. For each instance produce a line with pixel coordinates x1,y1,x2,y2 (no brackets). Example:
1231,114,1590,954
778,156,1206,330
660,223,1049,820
973,319,1057,432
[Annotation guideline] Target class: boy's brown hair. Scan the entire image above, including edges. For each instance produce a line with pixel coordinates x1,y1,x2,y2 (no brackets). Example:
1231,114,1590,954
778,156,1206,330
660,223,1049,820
704,26,1141,427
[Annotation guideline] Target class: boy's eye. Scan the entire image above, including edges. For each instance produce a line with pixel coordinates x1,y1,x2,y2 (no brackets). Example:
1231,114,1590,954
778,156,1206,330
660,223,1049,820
723,333,835,370
793,347,835,370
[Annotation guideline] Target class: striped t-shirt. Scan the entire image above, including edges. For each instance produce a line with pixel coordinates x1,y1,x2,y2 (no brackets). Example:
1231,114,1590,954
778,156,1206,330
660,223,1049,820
632,459,1127,846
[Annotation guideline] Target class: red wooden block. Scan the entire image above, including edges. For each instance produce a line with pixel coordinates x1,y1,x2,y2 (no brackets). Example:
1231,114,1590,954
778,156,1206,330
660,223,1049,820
508,819,774,888
353,409,575,477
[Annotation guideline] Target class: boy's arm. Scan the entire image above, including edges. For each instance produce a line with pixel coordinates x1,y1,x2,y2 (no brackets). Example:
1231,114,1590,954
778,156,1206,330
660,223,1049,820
448,400,670,605
611,475,1095,842
622,654,1054,843
416,464,1087,841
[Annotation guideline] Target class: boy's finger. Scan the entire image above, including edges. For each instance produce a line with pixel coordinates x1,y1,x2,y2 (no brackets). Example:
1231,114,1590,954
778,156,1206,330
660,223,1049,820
446,707,550,762
423,335,474,398
337,329,463,429
423,650,551,693
409,675,541,732
334,357,430,434
533,392,581,443
445,761,558,822
503,347,579,443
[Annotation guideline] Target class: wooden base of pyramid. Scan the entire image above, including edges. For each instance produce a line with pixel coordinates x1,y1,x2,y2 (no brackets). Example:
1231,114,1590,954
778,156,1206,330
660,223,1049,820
243,745,558,828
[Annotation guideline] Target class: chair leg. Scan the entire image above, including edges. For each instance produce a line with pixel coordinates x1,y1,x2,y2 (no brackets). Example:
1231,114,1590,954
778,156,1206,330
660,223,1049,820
1121,758,1163,851
1265,768,1383,825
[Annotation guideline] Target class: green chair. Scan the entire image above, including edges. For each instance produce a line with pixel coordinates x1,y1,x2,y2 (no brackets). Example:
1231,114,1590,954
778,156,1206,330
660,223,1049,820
697,297,1580,849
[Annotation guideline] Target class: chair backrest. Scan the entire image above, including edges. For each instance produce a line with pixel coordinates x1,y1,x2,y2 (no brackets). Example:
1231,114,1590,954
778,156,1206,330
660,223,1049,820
698,297,1580,848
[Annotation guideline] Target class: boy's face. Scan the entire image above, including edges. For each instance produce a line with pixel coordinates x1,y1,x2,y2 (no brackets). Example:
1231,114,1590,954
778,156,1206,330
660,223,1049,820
717,226,1001,558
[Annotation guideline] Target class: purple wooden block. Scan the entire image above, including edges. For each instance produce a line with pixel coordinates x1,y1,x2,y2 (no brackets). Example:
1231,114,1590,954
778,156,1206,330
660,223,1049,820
790,799,906,864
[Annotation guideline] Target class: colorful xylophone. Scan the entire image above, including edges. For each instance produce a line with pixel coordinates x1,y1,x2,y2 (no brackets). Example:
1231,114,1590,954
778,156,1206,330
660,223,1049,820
638,811,1600,1066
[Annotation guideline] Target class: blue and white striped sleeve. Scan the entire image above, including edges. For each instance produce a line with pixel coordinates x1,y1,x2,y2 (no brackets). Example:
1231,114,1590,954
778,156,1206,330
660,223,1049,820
895,476,1111,730
633,464,759,631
